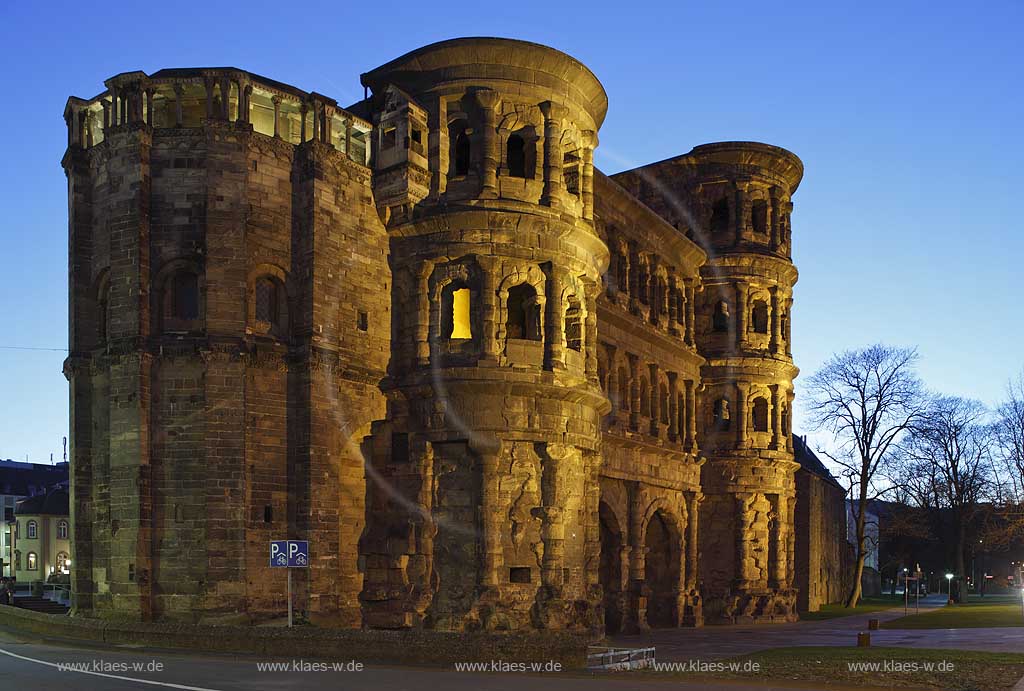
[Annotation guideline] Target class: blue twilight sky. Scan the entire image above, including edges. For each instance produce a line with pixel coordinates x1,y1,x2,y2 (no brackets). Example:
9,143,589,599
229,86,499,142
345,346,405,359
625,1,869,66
1,1,1021,463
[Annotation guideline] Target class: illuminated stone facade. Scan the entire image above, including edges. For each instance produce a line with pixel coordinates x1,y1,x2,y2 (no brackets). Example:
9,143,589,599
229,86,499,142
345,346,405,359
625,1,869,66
63,38,803,631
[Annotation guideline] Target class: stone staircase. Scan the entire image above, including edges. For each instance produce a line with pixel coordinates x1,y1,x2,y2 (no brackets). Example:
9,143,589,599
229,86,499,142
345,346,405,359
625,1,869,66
13,596,69,615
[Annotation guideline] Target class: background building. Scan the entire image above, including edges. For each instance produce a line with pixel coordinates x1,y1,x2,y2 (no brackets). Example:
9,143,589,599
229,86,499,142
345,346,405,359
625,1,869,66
62,37,826,630
1,460,68,576
9,486,71,582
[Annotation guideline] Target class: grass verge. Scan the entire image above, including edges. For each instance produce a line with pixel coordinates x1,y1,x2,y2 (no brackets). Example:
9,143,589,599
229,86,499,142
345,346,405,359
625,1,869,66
883,595,1024,629
800,595,904,621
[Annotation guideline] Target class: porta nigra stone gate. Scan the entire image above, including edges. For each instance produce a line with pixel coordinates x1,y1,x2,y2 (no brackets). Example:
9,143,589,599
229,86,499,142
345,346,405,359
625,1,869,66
63,38,802,632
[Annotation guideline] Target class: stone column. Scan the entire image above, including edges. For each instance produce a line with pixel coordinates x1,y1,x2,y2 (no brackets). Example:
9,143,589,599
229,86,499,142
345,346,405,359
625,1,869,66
685,281,696,346
539,101,565,208
785,297,793,356
628,242,640,315
786,389,795,452
145,89,154,125
735,381,749,449
478,447,503,587
541,444,571,590
102,99,111,131
204,79,215,120
736,494,751,586
242,84,253,124
584,282,599,380
173,84,184,127
769,384,782,450
344,117,353,158
475,90,500,198
769,187,781,251
667,372,679,442
479,256,499,364
219,77,231,120
735,181,751,244
770,286,781,354
581,130,596,220
734,281,748,350
544,266,566,371
686,493,700,589
415,261,433,366
647,364,659,435
430,94,447,197
685,379,697,451
773,494,788,587
629,356,641,432
299,103,308,143
271,97,281,138
310,100,320,142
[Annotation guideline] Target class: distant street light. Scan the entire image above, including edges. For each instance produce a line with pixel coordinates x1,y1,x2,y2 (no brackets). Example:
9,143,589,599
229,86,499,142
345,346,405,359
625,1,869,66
945,573,954,604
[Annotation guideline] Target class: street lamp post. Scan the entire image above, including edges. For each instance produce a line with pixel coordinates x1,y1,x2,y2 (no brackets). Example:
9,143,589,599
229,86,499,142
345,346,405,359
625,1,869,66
945,573,954,605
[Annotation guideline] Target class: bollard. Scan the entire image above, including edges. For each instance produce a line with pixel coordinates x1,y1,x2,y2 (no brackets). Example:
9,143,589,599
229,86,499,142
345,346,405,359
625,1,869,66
857,632,871,647
868,618,879,630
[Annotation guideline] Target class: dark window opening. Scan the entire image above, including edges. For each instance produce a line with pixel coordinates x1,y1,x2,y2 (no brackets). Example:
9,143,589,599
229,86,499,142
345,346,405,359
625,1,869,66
357,310,369,332
392,432,409,464
714,398,731,431
128,563,135,582
453,127,470,176
713,301,730,332
509,566,531,584
565,296,582,351
711,198,730,235
752,301,769,334
263,505,273,524
563,151,580,195
752,200,768,235
752,397,769,432
382,127,397,149
506,283,540,341
507,133,526,177
171,272,199,320
410,128,422,145
255,278,278,324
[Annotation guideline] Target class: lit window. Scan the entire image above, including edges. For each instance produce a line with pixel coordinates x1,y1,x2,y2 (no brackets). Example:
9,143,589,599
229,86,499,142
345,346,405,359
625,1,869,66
27,552,37,570
450,288,472,339
56,551,70,574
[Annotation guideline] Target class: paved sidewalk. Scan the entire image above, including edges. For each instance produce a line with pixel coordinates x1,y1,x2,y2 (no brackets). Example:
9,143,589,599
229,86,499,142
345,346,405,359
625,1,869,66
610,595,1024,660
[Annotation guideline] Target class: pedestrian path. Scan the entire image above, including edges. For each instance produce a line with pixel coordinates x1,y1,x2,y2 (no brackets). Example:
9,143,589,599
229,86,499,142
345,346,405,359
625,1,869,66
609,595,1024,660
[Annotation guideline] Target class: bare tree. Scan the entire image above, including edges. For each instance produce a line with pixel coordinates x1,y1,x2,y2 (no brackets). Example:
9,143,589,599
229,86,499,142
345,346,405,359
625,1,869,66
805,344,927,607
901,396,993,601
994,373,1024,502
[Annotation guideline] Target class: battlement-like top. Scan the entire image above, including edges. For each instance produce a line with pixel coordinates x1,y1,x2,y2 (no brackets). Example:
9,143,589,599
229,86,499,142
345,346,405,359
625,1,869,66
680,141,804,192
360,37,609,130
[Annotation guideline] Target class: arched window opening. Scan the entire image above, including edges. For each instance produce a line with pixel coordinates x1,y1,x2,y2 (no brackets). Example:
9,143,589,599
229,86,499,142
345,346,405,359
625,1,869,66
752,300,769,334
507,133,526,178
714,398,731,431
506,284,540,341
617,367,630,412
711,198,730,235
659,383,670,425
56,551,70,574
27,520,37,539
450,122,471,177
639,377,651,418
27,552,38,571
170,271,199,320
57,520,69,539
752,200,768,235
752,397,769,432
565,296,582,351
255,278,278,325
441,282,473,339
713,301,730,332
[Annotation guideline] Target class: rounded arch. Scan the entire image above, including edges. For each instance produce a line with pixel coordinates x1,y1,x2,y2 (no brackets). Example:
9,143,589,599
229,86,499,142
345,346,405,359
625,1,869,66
599,499,626,634
247,263,290,339
153,257,205,334
641,500,684,628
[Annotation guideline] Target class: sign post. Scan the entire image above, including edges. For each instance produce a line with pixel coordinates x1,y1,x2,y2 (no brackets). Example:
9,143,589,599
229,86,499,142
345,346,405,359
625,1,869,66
270,540,309,627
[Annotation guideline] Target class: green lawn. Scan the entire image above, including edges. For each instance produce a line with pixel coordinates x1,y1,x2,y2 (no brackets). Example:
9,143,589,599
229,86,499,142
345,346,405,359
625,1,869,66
799,595,903,621
718,647,1024,691
883,595,1024,629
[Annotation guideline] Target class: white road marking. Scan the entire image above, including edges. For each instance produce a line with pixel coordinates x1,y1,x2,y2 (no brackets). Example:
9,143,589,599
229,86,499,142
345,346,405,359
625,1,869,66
0,646,224,691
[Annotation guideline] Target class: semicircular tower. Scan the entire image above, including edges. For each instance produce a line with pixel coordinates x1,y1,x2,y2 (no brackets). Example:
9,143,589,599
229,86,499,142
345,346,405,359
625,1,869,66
612,141,802,623
357,38,611,632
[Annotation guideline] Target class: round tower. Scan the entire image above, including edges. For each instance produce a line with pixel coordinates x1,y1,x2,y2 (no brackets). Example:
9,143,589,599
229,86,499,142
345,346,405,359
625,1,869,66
682,142,802,623
357,38,611,632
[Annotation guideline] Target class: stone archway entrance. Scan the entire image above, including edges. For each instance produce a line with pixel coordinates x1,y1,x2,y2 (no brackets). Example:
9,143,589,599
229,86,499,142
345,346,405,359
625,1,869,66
644,510,680,628
599,502,623,634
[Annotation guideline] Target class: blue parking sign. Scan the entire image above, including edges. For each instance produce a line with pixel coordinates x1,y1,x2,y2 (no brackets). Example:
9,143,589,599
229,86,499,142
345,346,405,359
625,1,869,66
287,540,309,568
270,541,289,567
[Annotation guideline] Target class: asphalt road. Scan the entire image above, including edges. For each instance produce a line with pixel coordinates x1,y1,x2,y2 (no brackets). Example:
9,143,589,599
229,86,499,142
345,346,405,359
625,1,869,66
0,627,844,691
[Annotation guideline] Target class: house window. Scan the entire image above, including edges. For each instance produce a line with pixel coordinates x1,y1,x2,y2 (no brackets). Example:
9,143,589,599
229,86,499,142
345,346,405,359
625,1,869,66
506,284,540,341
56,551,70,573
441,283,473,339
57,520,68,539
27,552,37,571
711,198,730,235
752,301,769,334
565,296,582,351
507,133,526,178
752,397,770,432
714,398,731,430
27,520,37,539
713,301,730,332
170,272,199,320
450,122,471,177
752,200,768,235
